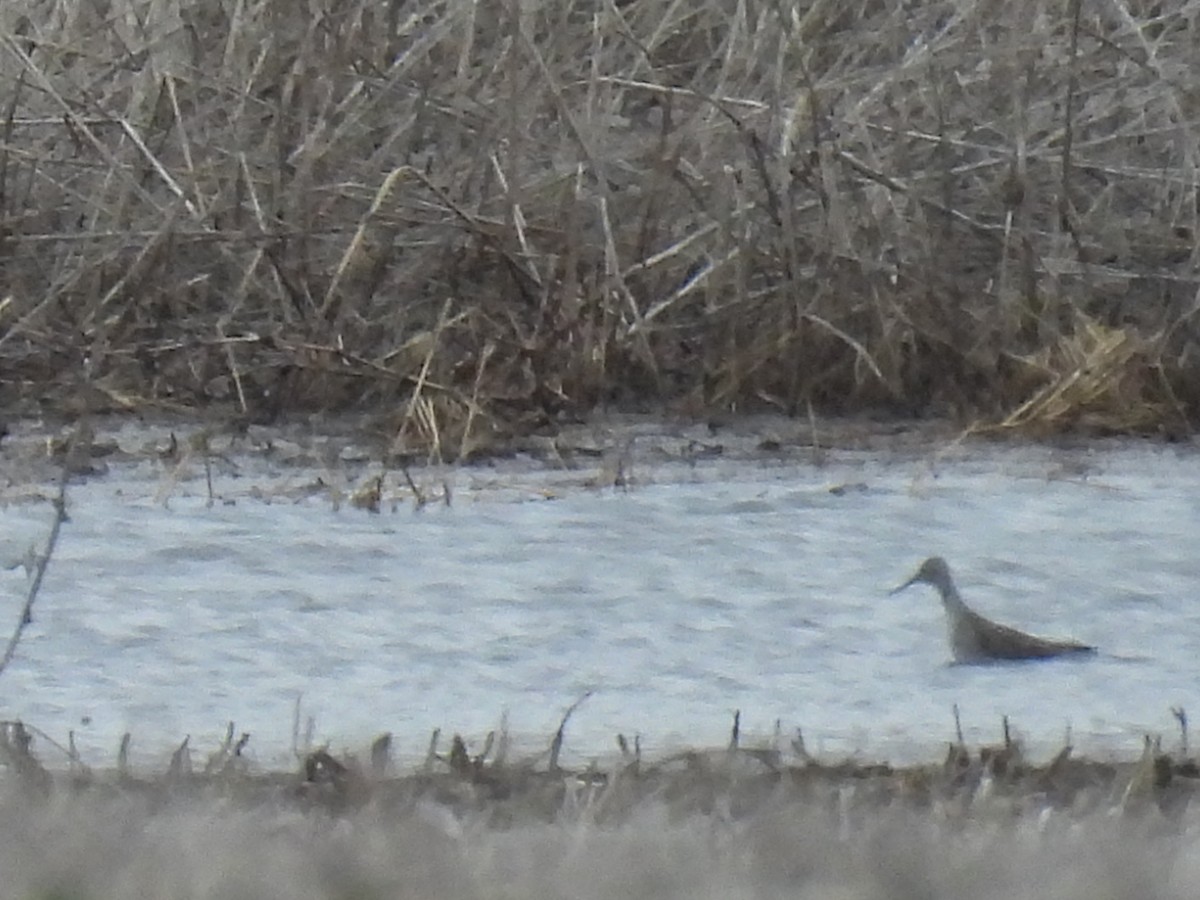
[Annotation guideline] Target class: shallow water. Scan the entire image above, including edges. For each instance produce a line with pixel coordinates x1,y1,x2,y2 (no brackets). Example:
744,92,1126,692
0,435,1197,769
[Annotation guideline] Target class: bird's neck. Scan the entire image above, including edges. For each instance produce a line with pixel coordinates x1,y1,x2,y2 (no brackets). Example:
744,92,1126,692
935,580,971,618
935,579,981,661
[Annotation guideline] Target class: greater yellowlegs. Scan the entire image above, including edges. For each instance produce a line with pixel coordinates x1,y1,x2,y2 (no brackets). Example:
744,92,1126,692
891,557,1096,663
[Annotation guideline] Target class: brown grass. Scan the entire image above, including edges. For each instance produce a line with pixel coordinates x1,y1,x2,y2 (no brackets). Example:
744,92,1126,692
3,713,1195,828
0,0,1198,456
2,716,1200,900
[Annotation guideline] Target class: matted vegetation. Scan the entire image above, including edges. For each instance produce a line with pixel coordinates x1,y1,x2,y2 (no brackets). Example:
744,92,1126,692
1,715,1199,899
0,0,1196,455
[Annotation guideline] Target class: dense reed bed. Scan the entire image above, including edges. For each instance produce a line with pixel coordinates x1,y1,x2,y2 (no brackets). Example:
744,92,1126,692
1,718,1199,899
0,0,1196,455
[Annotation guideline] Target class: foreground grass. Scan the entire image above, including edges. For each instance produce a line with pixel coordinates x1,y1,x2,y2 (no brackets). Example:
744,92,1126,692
1,720,1199,899
0,1,1197,454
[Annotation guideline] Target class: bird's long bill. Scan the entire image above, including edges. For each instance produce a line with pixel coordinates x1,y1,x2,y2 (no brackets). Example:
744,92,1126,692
889,573,920,595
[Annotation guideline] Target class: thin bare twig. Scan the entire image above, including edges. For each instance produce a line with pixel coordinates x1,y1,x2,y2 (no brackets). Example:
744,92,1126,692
0,427,74,680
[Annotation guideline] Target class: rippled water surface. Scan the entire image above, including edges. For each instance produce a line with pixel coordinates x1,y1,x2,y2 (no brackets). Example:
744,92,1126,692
1,439,1197,768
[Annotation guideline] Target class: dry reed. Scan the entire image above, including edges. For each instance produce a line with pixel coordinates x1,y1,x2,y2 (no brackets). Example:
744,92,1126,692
0,0,1197,456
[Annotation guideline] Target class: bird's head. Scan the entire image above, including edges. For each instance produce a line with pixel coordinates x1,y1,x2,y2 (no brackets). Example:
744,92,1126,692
890,556,952,595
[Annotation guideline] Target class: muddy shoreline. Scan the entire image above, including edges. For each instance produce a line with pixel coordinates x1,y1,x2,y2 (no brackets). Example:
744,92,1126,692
1,714,1194,827
0,410,1185,503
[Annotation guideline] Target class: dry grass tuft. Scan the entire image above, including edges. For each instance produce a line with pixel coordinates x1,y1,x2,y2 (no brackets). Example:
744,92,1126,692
977,314,1173,435
1,0,1198,451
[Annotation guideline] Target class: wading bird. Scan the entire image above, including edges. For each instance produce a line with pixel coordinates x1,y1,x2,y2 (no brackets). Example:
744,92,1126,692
891,557,1096,663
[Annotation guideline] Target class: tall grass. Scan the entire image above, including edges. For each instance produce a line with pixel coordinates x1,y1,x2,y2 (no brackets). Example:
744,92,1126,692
0,0,1197,455
1,786,1193,900
0,723,1198,900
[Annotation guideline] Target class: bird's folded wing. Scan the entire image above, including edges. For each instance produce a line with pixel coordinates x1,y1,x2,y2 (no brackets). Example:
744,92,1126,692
969,610,1093,659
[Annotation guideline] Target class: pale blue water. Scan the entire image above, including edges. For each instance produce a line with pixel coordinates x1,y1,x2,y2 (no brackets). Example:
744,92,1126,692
0,442,1196,770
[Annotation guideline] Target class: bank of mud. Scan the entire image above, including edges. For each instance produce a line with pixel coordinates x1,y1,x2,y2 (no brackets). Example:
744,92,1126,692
0,408,1172,510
